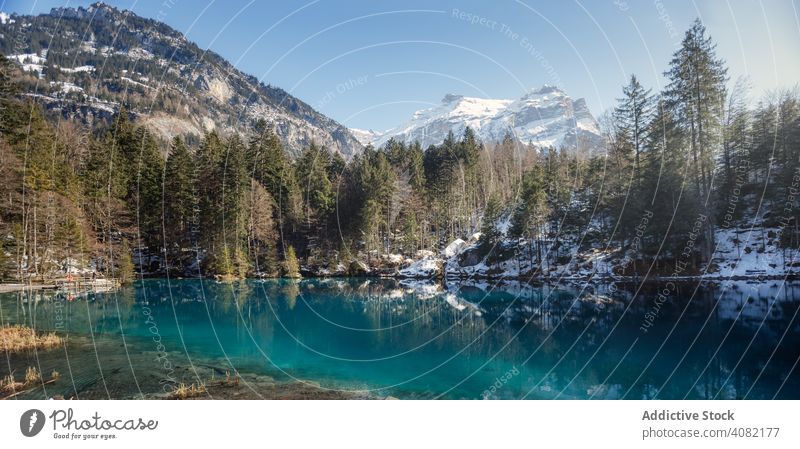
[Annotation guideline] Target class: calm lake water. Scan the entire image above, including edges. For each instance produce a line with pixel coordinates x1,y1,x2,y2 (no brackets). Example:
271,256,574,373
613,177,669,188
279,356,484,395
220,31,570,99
1,278,799,399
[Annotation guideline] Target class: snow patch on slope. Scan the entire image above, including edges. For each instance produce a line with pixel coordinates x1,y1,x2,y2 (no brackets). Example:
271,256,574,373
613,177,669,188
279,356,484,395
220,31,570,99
710,226,793,278
350,128,385,146
59,65,95,73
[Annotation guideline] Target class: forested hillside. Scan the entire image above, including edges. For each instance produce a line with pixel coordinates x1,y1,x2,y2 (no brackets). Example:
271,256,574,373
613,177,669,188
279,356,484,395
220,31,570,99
0,3,363,157
0,19,798,283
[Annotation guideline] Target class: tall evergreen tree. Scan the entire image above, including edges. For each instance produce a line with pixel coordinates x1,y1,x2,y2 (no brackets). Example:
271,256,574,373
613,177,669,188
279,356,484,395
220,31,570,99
129,127,165,251
0,54,21,136
613,74,653,184
196,131,225,264
247,123,301,234
295,142,335,224
717,78,751,222
510,164,549,266
665,19,728,201
163,137,196,251
664,18,728,260
220,134,250,277
479,193,504,258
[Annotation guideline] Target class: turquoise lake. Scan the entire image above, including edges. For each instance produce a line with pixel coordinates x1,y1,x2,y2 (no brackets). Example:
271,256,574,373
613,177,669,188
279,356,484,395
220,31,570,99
1,278,798,399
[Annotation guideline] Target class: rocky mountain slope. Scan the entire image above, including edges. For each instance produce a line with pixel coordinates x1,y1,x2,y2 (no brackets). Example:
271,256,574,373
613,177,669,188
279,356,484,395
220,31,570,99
355,85,603,153
0,2,363,157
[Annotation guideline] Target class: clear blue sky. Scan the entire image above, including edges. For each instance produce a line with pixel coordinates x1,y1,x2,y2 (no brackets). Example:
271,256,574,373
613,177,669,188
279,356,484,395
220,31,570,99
3,0,799,131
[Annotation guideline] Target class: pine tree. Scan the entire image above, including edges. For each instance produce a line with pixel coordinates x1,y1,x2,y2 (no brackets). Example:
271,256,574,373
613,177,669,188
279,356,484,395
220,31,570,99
510,165,549,265
354,148,395,256
117,238,135,285
718,78,751,223
247,123,301,233
408,141,426,191
163,136,196,249
295,142,335,225
222,134,248,237
479,193,504,258
456,127,483,235
0,53,21,136
129,127,165,250
197,131,225,251
218,134,250,276
664,18,728,261
613,74,653,185
282,245,301,278
214,244,234,277
665,19,728,201
641,98,702,265
604,76,654,245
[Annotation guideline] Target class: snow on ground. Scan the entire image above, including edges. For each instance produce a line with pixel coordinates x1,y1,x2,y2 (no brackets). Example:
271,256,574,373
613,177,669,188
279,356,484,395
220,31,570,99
568,247,620,278
496,213,512,235
442,238,466,258
709,226,795,278
121,76,154,90
385,253,406,265
398,257,442,278
445,252,520,279
59,65,95,73
50,81,83,94
9,53,47,77
21,64,44,75
415,249,435,259
123,47,154,60
8,53,45,64
80,40,96,54
87,96,119,113
400,221,800,282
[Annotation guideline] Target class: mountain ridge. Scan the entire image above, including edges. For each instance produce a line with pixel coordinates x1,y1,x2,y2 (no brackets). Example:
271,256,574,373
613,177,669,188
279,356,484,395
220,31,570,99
354,85,604,152
0,2,364,157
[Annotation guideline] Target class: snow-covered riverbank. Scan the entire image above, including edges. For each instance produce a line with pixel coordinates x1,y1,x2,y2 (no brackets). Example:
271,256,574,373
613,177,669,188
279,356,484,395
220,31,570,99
395,223,800,283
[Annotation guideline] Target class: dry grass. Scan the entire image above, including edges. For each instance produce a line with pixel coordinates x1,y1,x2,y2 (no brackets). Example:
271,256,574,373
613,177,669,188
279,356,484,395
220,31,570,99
170,382,207,399
224,370,240,386
1,373,23,394
0,325,62,352
0,367,62,398
24,366,42,385
209,370,240,387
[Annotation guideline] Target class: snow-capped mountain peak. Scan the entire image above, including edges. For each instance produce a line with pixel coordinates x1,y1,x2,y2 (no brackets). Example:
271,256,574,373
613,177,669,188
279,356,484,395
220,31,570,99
362,85,602,153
